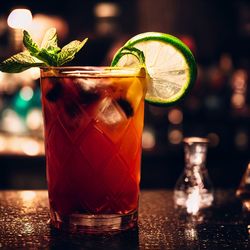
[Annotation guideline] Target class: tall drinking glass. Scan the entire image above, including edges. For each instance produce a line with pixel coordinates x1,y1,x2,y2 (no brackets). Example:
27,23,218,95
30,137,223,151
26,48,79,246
40,67,146,234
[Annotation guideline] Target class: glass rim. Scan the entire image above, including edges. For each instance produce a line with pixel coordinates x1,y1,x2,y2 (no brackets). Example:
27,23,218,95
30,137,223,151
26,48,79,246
40,66,146,78
183,137,209,144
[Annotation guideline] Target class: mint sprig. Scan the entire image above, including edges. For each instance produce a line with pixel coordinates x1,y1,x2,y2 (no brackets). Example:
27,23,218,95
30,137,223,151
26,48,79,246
0,28,88,73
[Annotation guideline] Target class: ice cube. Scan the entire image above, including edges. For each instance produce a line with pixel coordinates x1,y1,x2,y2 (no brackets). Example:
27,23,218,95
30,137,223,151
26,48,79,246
73,78,100,104
74,78,113,90
73,78,97,92
96,97,127,125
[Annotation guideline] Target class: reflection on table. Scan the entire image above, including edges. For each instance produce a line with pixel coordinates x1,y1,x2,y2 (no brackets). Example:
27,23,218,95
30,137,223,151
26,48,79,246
0,190,249,249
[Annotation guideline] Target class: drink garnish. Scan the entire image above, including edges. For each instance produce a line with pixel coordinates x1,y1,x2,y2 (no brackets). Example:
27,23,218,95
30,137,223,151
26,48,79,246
0,28,88,73
112,46,146,67
111,32,197,106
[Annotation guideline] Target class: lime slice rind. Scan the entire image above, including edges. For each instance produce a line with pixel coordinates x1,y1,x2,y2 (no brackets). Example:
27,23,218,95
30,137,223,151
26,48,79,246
111,32,197,106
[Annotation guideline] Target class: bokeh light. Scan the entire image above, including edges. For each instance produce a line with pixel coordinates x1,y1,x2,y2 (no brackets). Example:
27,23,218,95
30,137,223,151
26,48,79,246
142,128,156,150
20,86,34,101
26,109,43,130
94,3,120,18
168,108,183,125
7,9,32,29
168,129,183,145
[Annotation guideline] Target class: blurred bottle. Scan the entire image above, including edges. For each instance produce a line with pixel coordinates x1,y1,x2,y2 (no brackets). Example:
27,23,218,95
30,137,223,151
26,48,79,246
236,163,250,212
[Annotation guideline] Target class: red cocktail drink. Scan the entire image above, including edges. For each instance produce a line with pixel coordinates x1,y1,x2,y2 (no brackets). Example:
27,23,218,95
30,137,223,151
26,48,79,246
40,67,146,233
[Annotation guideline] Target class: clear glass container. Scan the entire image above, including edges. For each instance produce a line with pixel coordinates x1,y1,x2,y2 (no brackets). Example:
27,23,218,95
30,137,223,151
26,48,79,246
40,66,146,234
174,137,214,214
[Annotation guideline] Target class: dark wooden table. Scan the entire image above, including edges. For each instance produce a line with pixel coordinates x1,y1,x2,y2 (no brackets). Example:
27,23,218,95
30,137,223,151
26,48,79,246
0,190,249,249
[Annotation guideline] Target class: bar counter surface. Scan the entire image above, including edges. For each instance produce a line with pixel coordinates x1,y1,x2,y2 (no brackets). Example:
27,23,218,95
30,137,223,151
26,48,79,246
0,190,249,249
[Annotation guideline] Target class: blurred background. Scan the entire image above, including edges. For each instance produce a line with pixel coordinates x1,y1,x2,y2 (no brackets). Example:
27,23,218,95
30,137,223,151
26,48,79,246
0,0,249,190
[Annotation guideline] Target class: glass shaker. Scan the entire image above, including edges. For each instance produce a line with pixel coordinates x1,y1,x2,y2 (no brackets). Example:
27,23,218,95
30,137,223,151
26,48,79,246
174,137,214,214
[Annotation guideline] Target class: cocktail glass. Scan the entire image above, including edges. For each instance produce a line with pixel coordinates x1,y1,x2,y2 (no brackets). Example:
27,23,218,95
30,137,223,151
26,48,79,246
40,66,146,234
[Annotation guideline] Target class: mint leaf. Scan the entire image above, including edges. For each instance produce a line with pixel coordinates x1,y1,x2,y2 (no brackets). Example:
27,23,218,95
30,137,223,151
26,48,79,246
40,28,60,53
23,30,40,55
0,51,45,73
36,49,58,66
23,30,55,65
57,38,88,66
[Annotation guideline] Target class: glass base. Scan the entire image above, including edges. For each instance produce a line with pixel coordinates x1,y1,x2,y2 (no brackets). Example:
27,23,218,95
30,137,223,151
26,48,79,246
49,209,138,234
